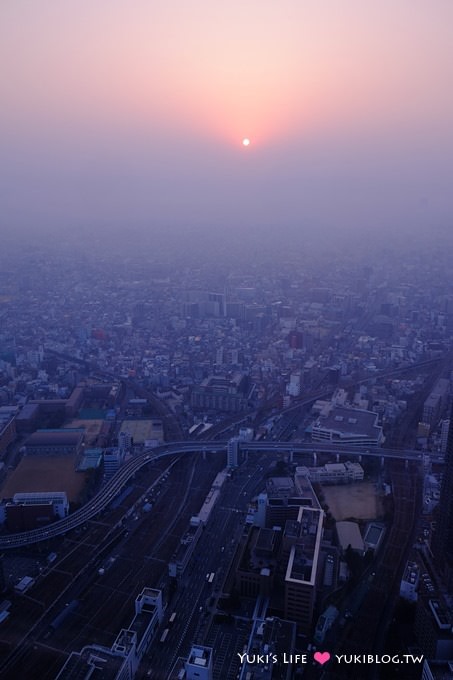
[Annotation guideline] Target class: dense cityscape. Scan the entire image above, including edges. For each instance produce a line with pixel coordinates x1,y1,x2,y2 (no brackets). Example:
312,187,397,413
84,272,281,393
0,237,452,679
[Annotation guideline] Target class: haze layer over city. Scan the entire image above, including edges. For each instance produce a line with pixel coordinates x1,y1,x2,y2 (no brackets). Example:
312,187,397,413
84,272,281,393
1,3,453,680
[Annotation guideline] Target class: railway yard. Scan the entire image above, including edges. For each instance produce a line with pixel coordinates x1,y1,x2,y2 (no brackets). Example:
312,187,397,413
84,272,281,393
0,452,226,678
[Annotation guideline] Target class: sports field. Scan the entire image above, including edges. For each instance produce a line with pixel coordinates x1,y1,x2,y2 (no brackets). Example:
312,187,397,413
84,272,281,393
322,482,383,521
1,454,86,503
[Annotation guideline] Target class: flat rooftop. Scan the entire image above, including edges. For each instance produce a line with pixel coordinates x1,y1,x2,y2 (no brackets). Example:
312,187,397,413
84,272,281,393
315,406,381,439
266,477,296,497
240,617,296,680
57,645,124,679
286,507,324,585
25,428,85,448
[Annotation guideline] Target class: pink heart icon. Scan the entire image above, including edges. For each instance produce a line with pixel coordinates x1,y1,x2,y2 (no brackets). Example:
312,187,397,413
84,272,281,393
314,651,331,665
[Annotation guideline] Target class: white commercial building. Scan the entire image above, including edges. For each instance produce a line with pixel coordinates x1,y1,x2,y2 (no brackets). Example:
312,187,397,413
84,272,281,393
311,405,384,447
12,492,69,518
296,461,364,484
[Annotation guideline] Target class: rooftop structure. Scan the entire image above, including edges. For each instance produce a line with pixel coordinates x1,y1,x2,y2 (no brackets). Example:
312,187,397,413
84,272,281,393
185,645,213,680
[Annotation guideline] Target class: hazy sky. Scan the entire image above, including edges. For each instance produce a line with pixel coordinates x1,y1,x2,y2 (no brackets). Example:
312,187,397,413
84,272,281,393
1,1,452,241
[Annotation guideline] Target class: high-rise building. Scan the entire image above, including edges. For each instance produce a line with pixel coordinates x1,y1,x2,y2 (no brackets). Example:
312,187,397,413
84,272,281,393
284,507,324,632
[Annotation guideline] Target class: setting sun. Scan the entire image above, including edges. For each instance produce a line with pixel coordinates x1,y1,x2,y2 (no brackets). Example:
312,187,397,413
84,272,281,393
242,138,250,147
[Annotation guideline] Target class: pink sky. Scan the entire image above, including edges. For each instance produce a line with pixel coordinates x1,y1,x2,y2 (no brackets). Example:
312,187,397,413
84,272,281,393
1,1,453,236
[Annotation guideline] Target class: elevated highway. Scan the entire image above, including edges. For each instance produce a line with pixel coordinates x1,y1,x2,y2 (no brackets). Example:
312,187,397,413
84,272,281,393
0,440,432,550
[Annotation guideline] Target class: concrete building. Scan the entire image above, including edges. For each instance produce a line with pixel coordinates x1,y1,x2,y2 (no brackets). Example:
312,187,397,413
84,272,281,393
314,605,339,645
104,448,124,477
119,430,133,453
287,372,301,398
185,645,213,680
227,437,240,468
262,475,320,530
238,617,297,680
15,403,40,433
415,595,453,660
284,506,324,632
236,526,278,598
24,428,85,456
441,419,450,454
55,588,163,680
423,378,450,427
5,492,69,531
0,407,16,460
191,372,249,413
400,561,420,602
311,405,383,447
12,491,69,518
296,461,364,485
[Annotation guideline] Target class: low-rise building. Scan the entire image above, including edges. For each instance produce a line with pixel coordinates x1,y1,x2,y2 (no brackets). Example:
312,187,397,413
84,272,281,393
296,461,364,484
24,428,85,456
311,406,383,447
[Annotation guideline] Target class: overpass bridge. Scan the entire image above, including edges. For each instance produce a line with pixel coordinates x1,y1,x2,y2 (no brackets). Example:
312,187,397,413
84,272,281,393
0,440,431,550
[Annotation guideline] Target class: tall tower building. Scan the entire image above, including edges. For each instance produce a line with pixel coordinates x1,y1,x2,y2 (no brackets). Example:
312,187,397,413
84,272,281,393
433,408,453,587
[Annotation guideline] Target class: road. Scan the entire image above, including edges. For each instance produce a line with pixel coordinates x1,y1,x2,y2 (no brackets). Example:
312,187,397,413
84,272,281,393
0,440,434,550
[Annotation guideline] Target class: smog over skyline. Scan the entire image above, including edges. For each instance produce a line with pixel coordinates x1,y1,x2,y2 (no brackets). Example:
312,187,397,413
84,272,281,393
1,0,453,246
2,5,453,679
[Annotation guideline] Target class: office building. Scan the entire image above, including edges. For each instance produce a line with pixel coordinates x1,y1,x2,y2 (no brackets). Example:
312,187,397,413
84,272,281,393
103,448,124,477
415,595,453,660
284,507,324,632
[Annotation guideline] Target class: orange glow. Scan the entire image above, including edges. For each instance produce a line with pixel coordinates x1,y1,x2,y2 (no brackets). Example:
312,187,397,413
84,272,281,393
1,2,452,149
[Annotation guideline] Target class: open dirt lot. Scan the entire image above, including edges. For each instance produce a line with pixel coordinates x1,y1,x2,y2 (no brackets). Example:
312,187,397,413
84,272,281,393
0,454,86,502
322,482,383,521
